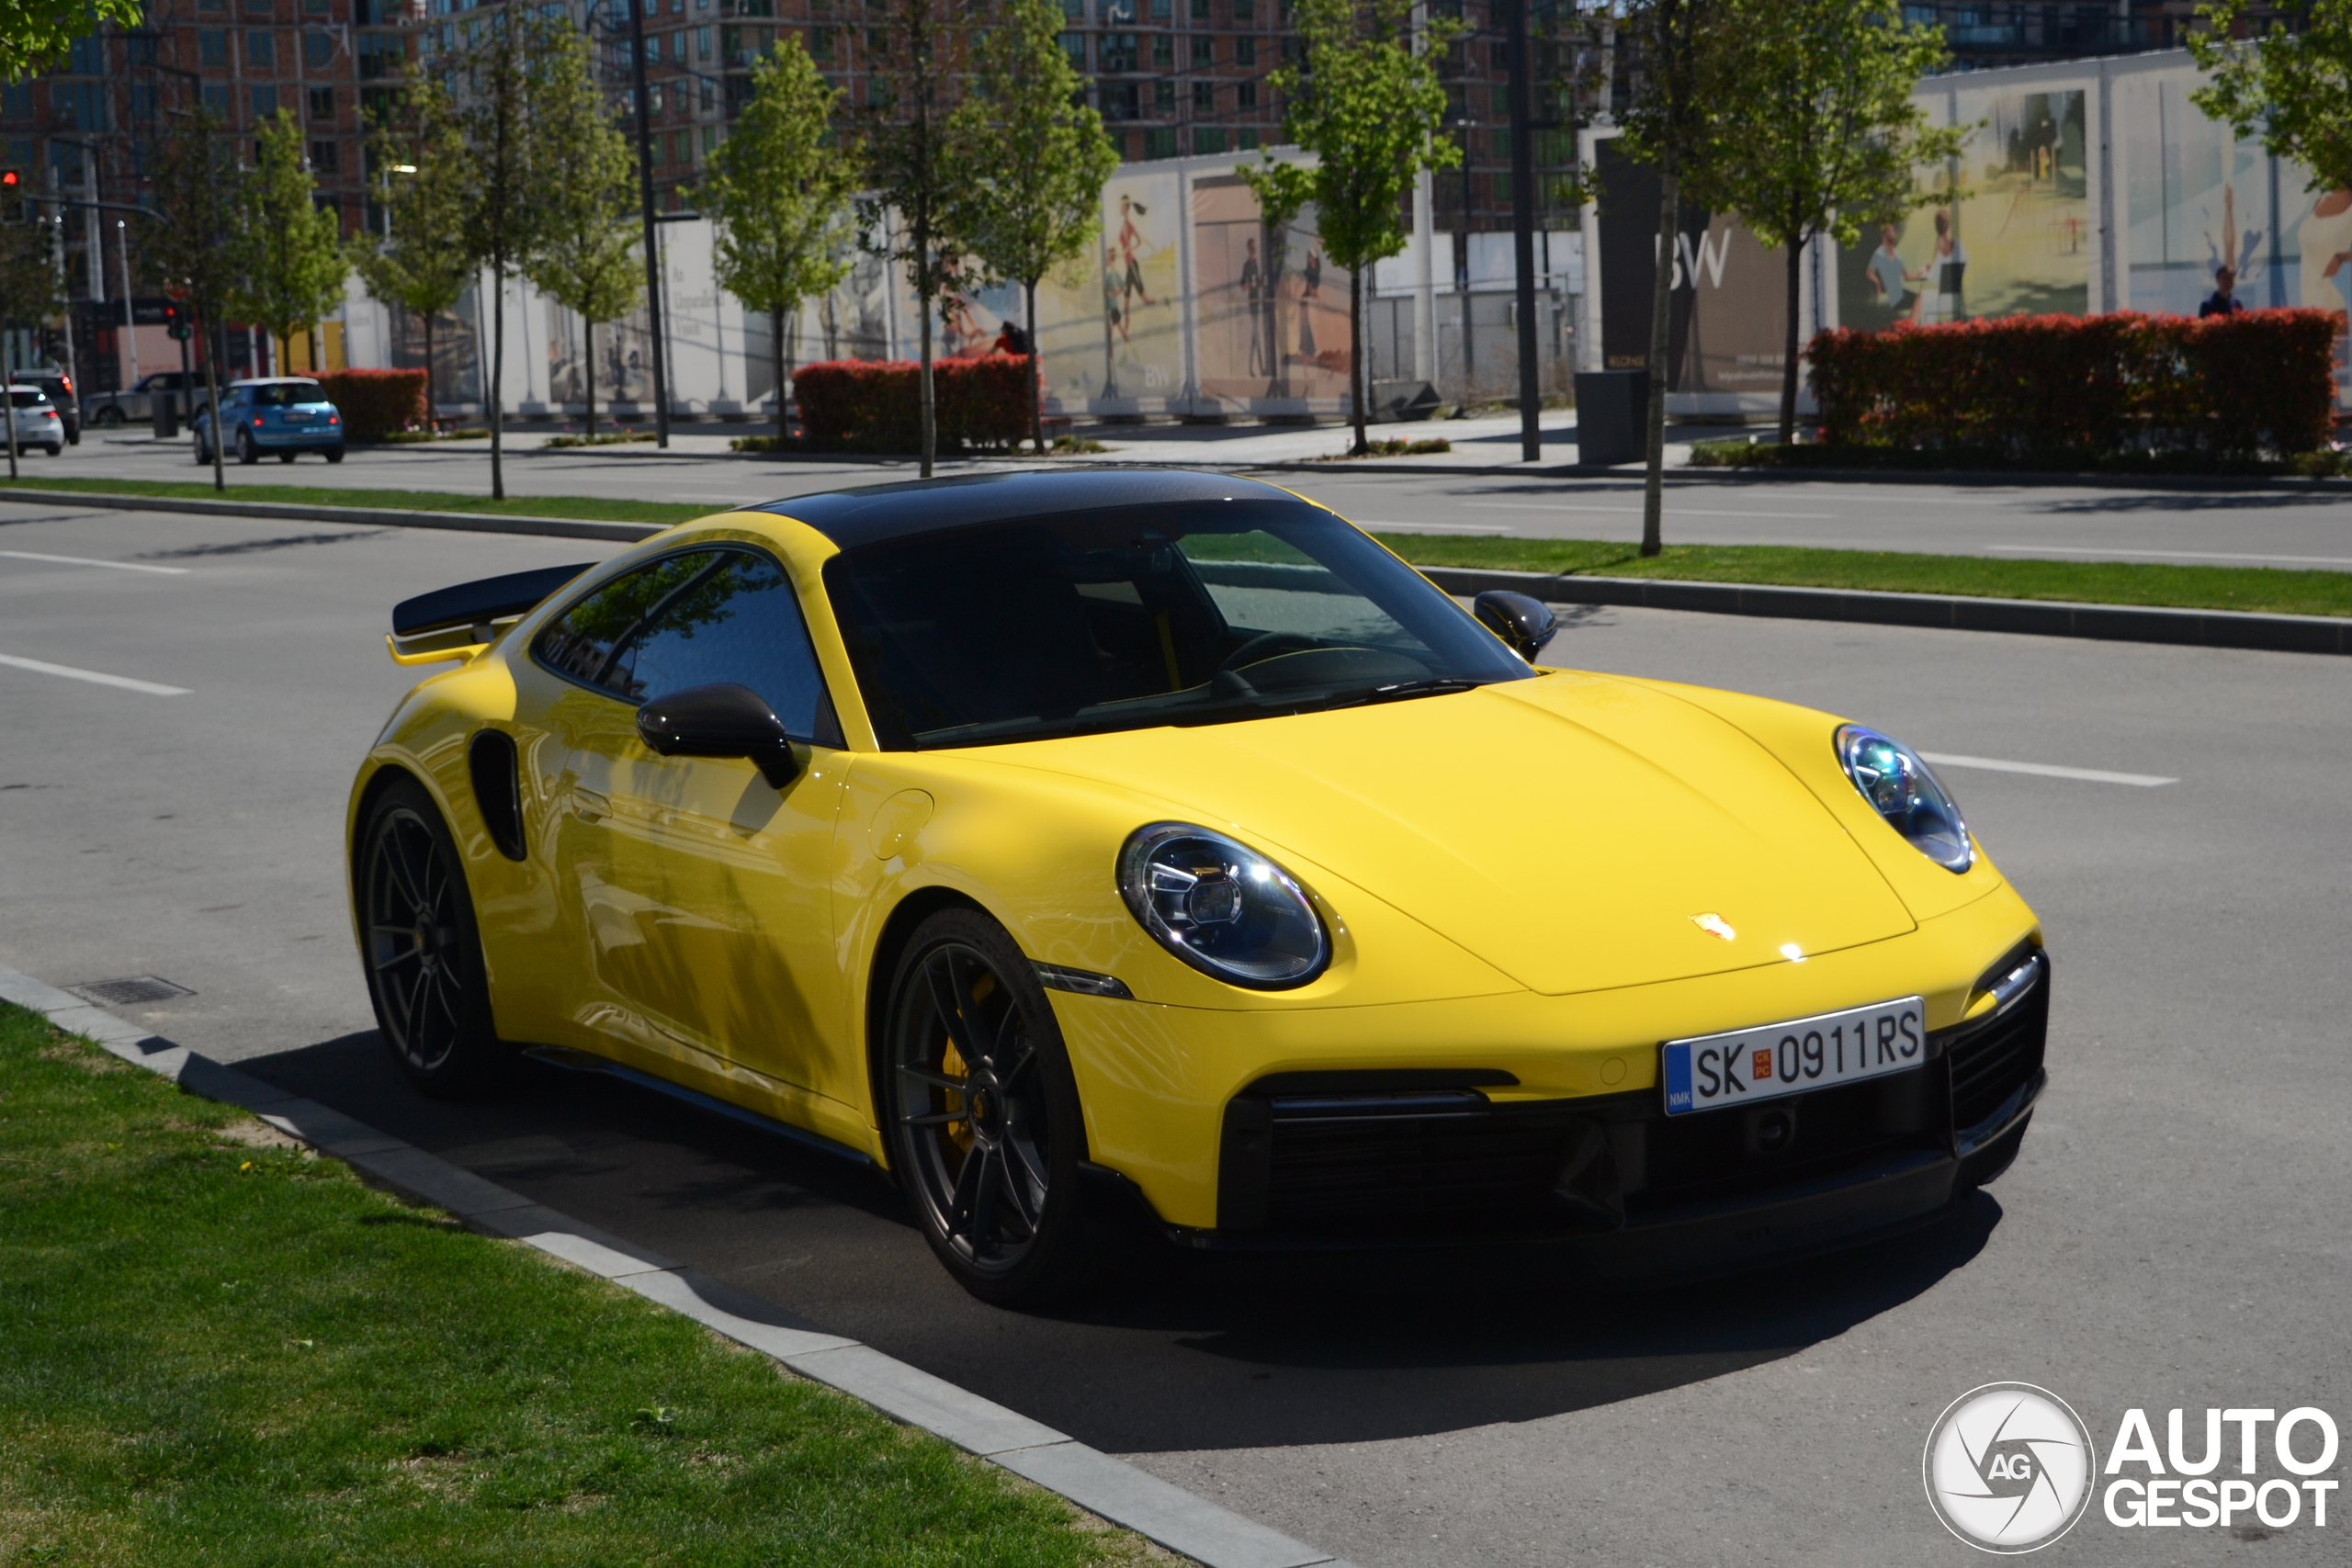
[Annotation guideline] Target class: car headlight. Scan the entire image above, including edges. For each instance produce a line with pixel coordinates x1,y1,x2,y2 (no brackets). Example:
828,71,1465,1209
1836,725,1973,873
1117,823,1330,988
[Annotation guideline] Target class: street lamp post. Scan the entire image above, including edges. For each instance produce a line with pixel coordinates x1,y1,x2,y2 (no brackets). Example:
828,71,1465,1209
118,219,137,388
626,0,671,447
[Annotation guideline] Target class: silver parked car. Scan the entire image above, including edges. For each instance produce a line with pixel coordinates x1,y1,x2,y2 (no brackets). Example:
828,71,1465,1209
6,384,67,456
84,370,198,426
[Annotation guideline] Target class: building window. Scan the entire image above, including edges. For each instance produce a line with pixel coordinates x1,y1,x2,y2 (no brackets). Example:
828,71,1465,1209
1100,80,1140,119
252,85,278,118
1153,78,1173,114
1143,126,1177,159
1191,0,1209,17
309,85,335,119
702,125,718,153
1061,0,1082,17
1151,0,1170,16
1235,34,1254,63
199,28,228,63
310,140,339,173
647,32,662,62
1194,126,1227,154
1237,79,1255,109
1150,31,1171,66
697,25,711,58
203,84,232,118
1058,29,1083,67
305,29,334,67
247,29,274,67
1100,32,1136,72
1190,34,1212,66
1191,80,1214,112
1235,0,1253,17
2,83,30,117
1236,127,1258,151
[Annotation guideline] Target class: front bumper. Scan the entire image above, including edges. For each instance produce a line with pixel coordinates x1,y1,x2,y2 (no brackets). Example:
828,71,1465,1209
1057,883,2047,1272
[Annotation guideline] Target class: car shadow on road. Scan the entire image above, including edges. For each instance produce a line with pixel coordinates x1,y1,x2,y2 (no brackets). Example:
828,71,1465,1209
241,1030,2002,1455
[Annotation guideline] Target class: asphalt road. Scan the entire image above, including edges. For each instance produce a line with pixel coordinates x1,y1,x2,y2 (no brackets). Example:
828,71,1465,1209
2,495,2346,1565
26,423,2352,571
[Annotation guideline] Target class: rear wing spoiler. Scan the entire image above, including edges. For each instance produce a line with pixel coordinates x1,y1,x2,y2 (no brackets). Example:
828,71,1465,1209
387,561,599,665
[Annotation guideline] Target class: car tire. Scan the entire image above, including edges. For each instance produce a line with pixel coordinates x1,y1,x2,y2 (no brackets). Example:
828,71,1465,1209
884,907,1093,1305
355,773,517,1100
277,450,297,463
192,438,209,465
235,428,258,465
43,443,60,457
324,446,345,464
95,406,122,427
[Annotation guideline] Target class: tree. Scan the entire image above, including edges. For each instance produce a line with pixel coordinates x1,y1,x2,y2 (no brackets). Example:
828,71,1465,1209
356,75,473,425
1619,0,1729,556
0,212,62,480
944,0,1119,456
2192,2,2352,200
1244,0,1461,457
236,110,351,378
449,6,573,500
145,109,250,492
0,0,140,85
698,37,856,440
524,39,639,440
859,0,968,478
1687,0,1960,446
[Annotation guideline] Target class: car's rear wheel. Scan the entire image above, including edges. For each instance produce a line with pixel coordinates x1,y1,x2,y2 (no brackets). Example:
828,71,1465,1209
235,428,259,465
885,908,1091,1305
324,445,345,464
356,775,514,1098
277,449,297,463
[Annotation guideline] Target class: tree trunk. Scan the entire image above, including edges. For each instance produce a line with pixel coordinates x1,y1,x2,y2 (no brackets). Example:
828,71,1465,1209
5,339,17,482
490,264,505,500
203,310,224,492
1026,278,1044,456
1640,160,1677,558
583,314,598,438
422,310,435,431
1349,264,1368,457
772,304,786,441
1778,234,1803,448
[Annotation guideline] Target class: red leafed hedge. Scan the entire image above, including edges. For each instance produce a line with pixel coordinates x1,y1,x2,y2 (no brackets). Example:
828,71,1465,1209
315,368,429,444
793,356,1037,455
1807,310,2343,459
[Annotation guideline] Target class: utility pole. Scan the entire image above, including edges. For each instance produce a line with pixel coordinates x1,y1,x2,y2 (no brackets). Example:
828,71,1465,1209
118,220,138,387
1505,0,1541,461
626,0,671,446
1411,0,1436,388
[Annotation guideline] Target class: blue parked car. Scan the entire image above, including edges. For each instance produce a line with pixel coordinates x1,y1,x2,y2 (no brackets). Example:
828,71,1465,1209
193,377,346,465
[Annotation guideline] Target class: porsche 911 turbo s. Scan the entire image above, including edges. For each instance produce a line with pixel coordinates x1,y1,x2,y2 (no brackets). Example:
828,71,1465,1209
348,469,2048,1303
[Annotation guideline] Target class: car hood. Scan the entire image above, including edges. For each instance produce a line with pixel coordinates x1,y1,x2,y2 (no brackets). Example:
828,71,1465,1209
1000,671,1918,996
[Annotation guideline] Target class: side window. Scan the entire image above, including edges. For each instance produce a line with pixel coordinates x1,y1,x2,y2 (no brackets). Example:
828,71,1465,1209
533,547,840,745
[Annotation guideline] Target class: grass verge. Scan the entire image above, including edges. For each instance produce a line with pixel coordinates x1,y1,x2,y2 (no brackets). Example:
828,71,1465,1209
0,476,708,528
0,1003,1148,1567
1687,436,2349,479
1366,532,2352,619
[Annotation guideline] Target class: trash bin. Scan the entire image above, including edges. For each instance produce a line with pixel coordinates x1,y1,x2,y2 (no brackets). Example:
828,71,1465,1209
1572,369,1647,467
152,392,179,440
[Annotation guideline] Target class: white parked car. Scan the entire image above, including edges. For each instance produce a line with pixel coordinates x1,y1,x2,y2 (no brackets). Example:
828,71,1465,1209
7,384,65,457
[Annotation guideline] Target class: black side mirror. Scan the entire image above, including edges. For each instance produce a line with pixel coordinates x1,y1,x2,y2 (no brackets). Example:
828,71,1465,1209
1473,590,1558,661
635,682,802,789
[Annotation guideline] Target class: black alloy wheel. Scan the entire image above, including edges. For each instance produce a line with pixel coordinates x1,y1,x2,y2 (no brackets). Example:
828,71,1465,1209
235,427,258,465
356,775,514,1098
885,908,1090,1304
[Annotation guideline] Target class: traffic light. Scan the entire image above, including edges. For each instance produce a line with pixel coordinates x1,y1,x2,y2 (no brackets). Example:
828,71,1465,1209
163,301,191,341
0,170,17,190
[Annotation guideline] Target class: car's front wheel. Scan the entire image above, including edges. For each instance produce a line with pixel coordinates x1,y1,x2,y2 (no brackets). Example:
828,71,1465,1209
885,908,1091,1305
235,428,259,465
355,775,514,1098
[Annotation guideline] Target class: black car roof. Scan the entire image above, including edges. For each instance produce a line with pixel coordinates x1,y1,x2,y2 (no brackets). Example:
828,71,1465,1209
752,468,1303,549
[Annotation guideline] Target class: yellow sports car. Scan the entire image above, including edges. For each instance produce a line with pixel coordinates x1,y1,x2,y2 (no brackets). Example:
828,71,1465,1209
349,469,2047,1303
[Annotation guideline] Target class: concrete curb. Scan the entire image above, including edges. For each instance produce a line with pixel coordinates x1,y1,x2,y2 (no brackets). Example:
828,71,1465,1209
1420,565,2352,656
0,964,1351,1568
1239,458,2352,490
0,486,665,544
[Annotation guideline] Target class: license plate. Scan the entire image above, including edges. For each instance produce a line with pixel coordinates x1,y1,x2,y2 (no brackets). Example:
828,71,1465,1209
1661,996,1927,1116
283,411,312,423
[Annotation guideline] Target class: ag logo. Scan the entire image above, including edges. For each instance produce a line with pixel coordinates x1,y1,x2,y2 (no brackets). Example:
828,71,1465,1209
1923,1382,2098,1552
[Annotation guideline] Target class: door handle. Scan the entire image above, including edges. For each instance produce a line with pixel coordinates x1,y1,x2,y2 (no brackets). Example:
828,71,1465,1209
572,787,610,823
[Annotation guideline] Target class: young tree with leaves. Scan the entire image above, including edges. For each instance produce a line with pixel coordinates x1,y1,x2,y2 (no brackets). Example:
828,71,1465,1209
859,0,967,478
1686,0,1959,446
698,37,856,438
944,0,1119,456
356,75,473,423
0,0,140,83
2192,2,2352,209
235,110,352,378
145,109,250,492
1620,0,1728,556
0,213,62,479
1243,0,1461,457
450,6,573,499
525,41,639,439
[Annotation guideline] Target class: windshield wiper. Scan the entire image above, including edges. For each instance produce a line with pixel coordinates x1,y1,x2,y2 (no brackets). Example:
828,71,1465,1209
1357,677,1489,705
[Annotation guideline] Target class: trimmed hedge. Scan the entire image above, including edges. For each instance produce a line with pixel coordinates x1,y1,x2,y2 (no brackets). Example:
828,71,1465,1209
1807,310,2342,459
316,368,429,444
793,356,1036,455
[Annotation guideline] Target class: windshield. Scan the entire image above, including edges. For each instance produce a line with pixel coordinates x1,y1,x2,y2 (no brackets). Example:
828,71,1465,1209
249,381,324,407
823,498,1532,750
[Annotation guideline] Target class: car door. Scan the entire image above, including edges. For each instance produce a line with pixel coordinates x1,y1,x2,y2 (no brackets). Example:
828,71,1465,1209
518,544,853,1099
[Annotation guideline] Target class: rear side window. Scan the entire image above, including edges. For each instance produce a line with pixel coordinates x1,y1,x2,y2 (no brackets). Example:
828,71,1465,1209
533,547,841,745
249,381,324,407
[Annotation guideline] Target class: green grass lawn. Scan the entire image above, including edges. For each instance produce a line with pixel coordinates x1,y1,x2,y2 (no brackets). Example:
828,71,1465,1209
1366,533,2352,619
0,1005,1146,1567
0,476,707,529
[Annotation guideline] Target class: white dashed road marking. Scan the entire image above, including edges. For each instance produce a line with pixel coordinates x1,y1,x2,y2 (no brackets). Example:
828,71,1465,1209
0,549,192,574
0,653,191,695
1920,751,2176,787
